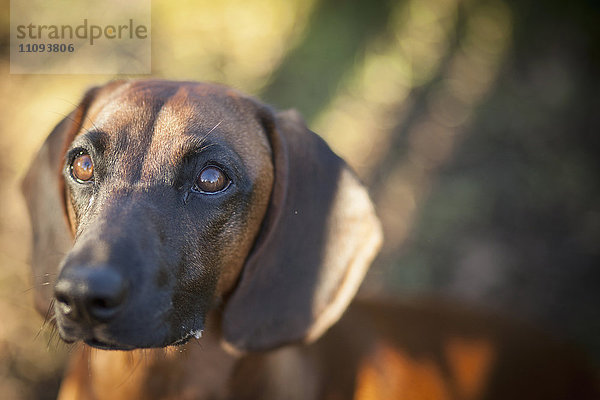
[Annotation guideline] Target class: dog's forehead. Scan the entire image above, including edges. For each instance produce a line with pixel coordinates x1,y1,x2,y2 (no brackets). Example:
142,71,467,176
80,80,271,180
85,81,267,147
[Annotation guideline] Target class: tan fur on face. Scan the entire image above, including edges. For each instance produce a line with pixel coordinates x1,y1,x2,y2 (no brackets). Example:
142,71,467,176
68,81,274,298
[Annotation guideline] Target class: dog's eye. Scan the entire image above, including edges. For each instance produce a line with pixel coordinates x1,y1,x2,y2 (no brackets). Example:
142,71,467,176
193,166,230,194
71,153,94,183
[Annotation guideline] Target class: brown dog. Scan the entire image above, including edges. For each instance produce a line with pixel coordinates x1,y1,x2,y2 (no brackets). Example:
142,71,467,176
23,80,598,399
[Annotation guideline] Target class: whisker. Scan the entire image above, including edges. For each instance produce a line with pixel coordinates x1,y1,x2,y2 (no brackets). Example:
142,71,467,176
67,341,83,355
59,97,104,134
201,119,223,143
37,249,68,258
22,281,51,294
49,110,95,134
44,298,56,325
46,325,59,350
32,272,58,279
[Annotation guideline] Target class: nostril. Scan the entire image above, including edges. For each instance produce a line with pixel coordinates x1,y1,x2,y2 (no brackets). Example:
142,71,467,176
90,297,110,310
86,289,126,321
55,293,70,305
87,296,123,321
54,281,77,318
55,292,74,317
84,270,128,323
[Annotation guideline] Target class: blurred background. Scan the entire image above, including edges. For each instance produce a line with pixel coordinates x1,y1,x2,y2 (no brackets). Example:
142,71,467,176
0,0,599,398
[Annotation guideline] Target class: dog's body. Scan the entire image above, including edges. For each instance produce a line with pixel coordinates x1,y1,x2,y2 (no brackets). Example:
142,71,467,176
56,299,598,400
23,80,598,399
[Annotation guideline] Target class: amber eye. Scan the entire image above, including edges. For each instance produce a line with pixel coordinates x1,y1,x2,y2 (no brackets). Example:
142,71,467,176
193,166,230,194
71,153,94,182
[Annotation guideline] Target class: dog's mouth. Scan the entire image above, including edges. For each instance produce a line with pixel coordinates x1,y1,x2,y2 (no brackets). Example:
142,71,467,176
81,330,203,350
84,337,136,351
57,316,205,350
58,325,138,350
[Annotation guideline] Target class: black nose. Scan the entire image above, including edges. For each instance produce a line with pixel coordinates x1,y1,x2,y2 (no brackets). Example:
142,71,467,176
54,266,128,324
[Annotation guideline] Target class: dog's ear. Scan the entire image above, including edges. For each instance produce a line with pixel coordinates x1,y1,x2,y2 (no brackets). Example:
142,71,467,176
21,86,103,316
223,108,382,352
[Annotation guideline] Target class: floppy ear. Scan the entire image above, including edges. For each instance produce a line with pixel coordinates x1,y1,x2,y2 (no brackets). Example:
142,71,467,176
223,108,382,352
21,87,100,316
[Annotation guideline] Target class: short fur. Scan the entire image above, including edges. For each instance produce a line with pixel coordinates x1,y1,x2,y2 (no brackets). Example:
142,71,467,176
23,80,598,399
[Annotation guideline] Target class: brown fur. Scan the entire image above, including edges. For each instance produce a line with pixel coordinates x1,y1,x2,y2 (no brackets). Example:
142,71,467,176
23,80,598,399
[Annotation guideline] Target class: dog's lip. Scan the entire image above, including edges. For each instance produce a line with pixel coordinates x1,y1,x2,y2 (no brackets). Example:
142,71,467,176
85,337,136,351
56,321,133,350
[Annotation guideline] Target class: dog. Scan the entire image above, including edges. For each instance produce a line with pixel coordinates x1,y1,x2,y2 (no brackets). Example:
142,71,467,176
23,80,598,399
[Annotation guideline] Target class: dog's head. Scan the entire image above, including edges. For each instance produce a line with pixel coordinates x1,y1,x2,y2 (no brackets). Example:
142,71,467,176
22,80,381,352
